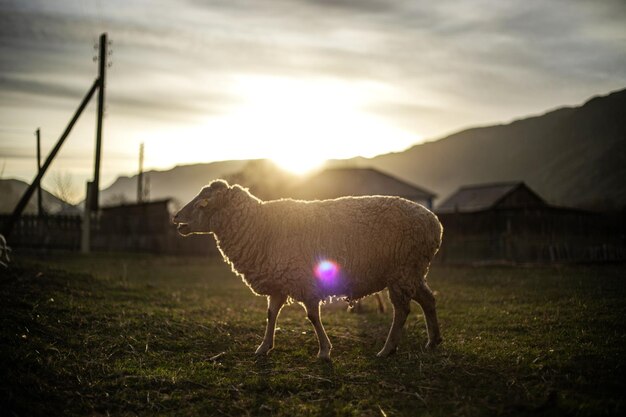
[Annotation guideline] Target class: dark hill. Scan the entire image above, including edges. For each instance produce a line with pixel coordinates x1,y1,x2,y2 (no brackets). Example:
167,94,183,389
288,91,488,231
99,160,248,207
358,88,626,209
0,178,78,214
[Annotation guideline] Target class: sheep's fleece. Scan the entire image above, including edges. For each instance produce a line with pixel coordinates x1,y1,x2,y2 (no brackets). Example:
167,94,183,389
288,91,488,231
173,180,443,359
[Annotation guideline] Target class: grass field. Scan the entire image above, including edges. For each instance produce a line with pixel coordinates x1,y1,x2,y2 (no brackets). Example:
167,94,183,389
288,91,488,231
1,252,624,416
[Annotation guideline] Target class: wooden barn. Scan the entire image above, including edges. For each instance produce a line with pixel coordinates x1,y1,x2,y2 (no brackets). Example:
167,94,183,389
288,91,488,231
434,182,625,264
436,182,546,213
287,167,436,209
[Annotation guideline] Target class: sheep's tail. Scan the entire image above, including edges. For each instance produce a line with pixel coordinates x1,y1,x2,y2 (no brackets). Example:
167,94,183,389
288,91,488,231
430,211,444,257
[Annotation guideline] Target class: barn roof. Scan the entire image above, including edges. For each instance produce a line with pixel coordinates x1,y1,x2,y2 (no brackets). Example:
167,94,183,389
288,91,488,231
436,182,545,213
287,167,436,200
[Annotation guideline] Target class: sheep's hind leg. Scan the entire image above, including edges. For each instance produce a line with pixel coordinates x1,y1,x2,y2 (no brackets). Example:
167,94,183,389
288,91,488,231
413,282,442,350
377,288,411,357
304,300,332,360
255,294,287,356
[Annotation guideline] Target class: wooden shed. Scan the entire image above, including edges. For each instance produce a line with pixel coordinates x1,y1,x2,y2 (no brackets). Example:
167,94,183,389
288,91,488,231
436,182,546,213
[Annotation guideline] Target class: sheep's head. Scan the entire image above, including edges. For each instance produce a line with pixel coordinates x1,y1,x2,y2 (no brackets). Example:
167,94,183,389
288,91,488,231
173,180,230,236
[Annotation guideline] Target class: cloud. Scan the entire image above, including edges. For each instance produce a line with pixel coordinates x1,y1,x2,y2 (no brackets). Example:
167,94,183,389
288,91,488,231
109,91,241,121
0,76,88,101
1,0,625,184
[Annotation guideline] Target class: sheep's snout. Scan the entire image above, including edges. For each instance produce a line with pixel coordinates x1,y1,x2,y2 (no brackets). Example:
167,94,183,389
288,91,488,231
171,212,184,225
172,212,192,235
172,212,184,224
176,223,191,235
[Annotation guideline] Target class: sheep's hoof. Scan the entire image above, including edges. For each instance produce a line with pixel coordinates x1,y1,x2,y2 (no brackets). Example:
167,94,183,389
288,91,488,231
425,337,442,350
376,347,397,358
317,350,331,361
255,344,272,356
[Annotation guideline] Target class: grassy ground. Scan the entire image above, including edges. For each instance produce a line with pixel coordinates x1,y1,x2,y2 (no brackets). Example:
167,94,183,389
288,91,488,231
1,252,624,417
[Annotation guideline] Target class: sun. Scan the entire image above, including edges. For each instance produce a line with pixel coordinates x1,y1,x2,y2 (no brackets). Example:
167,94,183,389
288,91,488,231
230,76,357,175
228,76,422,175
270,153,326,175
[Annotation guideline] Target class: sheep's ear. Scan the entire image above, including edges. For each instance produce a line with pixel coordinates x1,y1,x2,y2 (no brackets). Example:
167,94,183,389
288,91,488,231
194,199,209,208
209,179,230,190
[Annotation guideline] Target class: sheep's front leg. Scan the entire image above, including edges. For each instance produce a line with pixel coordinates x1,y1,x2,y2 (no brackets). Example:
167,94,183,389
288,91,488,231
255,294,287,356
304,300,332,360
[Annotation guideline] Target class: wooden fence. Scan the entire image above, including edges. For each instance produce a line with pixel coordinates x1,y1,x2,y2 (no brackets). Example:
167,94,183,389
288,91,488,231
0,214,82,250
89,200,217,255
2,207,625,264
0,211,217,256
436,207,626,264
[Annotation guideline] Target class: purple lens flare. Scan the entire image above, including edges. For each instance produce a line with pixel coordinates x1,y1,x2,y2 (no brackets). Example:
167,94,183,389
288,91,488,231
314,259,340,286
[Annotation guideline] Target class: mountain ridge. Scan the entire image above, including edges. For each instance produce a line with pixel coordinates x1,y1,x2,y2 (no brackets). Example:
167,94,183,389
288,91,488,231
347,88,626,209
0,178,78,214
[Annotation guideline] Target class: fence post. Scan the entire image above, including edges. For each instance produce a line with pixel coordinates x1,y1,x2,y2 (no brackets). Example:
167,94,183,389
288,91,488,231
81,182,93,254
36,128,43,217
505,215,513,262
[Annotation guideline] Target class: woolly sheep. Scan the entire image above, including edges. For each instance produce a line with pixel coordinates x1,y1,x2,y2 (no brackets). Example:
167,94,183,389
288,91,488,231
173,180,443,359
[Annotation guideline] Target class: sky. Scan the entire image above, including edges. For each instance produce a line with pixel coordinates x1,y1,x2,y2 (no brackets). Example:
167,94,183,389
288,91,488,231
0,0,625,195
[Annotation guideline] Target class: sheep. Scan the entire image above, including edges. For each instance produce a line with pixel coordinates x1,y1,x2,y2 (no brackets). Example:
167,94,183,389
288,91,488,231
173,180,443,359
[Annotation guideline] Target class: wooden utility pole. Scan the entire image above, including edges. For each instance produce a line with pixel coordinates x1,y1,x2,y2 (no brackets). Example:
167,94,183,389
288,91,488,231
137,142,144,203
35,128,43,217
83,32,108,252
92,32,107,212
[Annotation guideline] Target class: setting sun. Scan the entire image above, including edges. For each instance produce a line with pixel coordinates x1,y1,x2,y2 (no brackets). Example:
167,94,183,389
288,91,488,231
230,76,421,174
270,151,326,175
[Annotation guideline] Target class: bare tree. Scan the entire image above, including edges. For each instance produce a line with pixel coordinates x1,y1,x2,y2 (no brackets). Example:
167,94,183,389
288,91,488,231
105,193,128,206
51,171,79,205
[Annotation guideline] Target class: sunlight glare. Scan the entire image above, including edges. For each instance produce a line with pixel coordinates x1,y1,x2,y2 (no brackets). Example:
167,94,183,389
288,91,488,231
146,75,422,173
229,76,420,174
